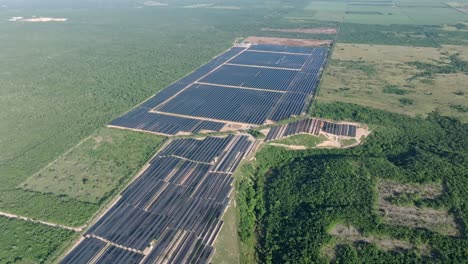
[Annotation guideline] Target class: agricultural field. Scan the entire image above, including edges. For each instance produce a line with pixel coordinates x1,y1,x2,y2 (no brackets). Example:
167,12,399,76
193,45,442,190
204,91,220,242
319,43,468,121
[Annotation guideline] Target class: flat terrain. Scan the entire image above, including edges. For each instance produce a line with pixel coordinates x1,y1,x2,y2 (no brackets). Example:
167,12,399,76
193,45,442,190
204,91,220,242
319,43,468,121
20,128,164,204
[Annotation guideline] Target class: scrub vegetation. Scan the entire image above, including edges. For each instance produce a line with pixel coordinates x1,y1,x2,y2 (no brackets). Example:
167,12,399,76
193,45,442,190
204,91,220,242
238,102,467,263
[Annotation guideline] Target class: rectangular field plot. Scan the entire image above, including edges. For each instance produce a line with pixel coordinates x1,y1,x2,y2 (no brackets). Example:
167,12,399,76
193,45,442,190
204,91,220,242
198,64,297,91
158,84,283,125
228,51,308,69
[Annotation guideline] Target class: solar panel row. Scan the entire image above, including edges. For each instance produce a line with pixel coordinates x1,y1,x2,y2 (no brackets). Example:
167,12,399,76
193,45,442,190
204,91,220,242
109,44,330,133
198,64,297,91
61,237,144,264
248,44,316,54
158,84,283,125
229,50,308,69
109,107,226,135
63,135,254,264
264,118,358,141
140,47,245,109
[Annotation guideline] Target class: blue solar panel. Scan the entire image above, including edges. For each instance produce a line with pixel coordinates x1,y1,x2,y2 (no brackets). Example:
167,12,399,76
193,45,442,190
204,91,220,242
158,84,283,124
248,44,315,54
199,64,297,91
109,107,226,135
229,51,308,69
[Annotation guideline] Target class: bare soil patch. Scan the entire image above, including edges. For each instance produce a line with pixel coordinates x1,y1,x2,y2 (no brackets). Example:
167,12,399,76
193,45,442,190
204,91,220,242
378,180,459,236
9,17,67,22
143,1,168,6
325,224,430,258
243,36,333,47
262,27,337,34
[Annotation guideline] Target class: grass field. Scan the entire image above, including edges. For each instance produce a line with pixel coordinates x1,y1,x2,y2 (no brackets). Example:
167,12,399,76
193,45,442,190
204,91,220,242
20,128,165,204
318,43,468,121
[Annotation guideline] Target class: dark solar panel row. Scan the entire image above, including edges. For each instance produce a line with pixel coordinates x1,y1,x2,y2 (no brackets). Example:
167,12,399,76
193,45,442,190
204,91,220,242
96,245,145,264
142,229,214,264
266,47,329,121
139,47,245,109
248,44,315,54
60,237,106,264
265,118,324,141
86,202,170,251
229,51,308,69
158,135,234,163
61,237,144,264
158,84,283,125
109,107,226,135
198,64,297,92
268,92,309,121
67,135,254,264
322,122,357,137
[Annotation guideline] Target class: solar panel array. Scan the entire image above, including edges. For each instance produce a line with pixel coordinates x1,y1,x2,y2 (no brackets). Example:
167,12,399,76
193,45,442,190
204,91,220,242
109,44,330,134
265,118,357,141
62,134,255,264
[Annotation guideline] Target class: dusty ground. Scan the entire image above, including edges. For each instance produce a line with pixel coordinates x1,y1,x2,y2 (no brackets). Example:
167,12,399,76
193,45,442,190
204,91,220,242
319,43,468,121
377,180,459,236
323,223,430,260
143,1,168,6
261,27,337,34
9,17,67,22
243,36,333,47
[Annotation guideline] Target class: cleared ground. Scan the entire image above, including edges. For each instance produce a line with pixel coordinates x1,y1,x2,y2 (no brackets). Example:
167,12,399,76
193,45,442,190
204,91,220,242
378,180,459,236
323,223,430,260
20,128,165,204
319,43,468,121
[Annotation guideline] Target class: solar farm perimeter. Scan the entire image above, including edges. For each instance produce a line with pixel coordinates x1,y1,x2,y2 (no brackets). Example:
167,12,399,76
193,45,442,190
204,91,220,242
109,43,330,135
62,41,331,264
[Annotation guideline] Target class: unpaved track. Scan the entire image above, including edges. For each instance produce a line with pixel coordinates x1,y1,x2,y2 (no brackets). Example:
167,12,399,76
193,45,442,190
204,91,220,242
0,211,83,232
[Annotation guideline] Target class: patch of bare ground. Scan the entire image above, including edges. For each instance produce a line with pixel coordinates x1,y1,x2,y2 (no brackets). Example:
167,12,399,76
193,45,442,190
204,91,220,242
143,1,168,6
325,224,430,257
262,27,337,34
243,36,333,47
378,180,459,236
317,124,370,149
9,17,67,22
268,143,307,150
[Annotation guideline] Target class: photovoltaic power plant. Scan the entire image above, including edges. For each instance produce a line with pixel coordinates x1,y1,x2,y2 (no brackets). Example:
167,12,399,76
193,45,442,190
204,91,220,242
62,134,255,264
265,118,358,141
109,44,330,135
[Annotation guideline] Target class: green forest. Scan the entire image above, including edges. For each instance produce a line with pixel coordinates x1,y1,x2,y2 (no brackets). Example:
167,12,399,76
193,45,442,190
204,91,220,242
238,102,467,263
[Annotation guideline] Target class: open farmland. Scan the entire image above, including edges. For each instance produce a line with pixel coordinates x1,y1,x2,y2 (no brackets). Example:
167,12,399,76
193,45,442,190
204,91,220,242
318,43,468,121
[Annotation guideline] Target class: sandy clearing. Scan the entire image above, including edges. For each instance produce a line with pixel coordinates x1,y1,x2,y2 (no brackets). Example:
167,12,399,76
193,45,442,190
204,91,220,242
262,27,337,34
9,17,67,22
